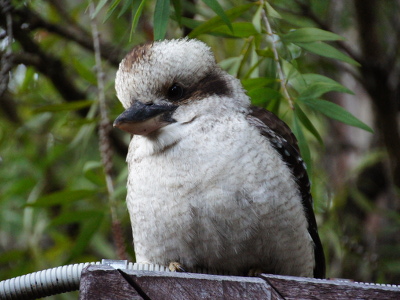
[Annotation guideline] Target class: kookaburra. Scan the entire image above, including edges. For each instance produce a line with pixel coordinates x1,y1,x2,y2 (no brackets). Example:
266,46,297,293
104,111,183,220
114,39,325,278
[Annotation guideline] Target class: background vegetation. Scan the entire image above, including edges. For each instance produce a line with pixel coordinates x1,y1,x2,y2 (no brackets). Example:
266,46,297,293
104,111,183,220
1,0,399,298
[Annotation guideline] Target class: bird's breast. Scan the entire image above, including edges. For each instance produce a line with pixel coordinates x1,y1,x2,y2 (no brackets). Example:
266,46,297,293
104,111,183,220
126,115,314,276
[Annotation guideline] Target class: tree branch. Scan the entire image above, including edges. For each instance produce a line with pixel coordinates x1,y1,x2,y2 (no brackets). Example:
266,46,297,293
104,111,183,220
90,2,127,260
354,0,400,191
14,5,124,66
0,6,129,158
261,1,294,109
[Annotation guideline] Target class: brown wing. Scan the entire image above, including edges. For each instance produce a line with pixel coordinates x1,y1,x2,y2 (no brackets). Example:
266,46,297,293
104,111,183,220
247,106,326,279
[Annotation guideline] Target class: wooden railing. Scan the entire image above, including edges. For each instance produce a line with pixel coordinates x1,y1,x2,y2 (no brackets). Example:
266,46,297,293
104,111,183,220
79,265,400,299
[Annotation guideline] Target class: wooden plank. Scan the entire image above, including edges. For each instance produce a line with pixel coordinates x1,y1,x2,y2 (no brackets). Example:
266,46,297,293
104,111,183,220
122,269,282,300
261,274,400,300
79,266,282,299
79,265,400,299
79,265,144,300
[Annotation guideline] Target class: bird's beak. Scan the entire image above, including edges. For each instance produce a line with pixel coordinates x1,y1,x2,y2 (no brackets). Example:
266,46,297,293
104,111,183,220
113,101,178,135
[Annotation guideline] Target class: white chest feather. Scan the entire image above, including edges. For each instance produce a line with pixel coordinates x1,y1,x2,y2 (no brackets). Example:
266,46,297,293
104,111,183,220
126,113,314,276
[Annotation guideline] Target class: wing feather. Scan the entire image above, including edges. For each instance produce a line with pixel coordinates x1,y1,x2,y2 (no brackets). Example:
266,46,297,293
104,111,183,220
247,106,326,279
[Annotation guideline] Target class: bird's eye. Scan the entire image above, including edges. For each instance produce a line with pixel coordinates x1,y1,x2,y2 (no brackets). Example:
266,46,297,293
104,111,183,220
167,83,184,101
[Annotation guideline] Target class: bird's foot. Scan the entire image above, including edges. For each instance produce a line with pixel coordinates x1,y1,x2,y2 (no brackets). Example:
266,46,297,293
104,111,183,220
247,268,265,277
168,261,186,272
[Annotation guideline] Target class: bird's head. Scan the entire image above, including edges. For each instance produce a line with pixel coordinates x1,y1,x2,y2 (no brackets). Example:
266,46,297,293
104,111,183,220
113,39,250,137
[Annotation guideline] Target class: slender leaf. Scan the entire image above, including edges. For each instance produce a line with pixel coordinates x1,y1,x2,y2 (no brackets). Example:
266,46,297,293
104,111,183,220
84,161,106,186
248,87,281,107
118,0,135,18
104,0,122,21
92,0,108,18
171,0,182,24
210,22,257,38
264,2,281,19
73,58,96,84
20,66,35,92
177,17,202,30
301,98,373,132
154,0,170,40
34,100,94,113
218,56,242,75
252,4,263,33
282,28,345,43
298,82,353,100
237,40,254,77
241,77,277,90
65,212,104,263
242,58,264,79
302,73,353,95
292,115,312,176
295,41,360,66
130,0,147,41
49,210,105,227
294,103,323,145
189,3,254,38
202,0,232,32
26,190,98,207
281,59,306,93
255,48,274,58
267,97,280,115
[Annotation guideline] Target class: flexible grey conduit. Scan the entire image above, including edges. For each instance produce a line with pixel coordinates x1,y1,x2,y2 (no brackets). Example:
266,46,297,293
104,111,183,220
0,261,171,300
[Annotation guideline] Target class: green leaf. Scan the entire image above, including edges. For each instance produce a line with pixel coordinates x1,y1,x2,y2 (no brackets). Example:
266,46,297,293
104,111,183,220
294,103,323,145
302,73,353,95
298,82,353,100
248,87,281,107
20,67,36,92
188,3,254,38
154,0,170,40
118,0,134,18
49,210,105,227
92,0,108,18
349,188,375,213
295,41,360,66
252,4,263,33
83,161,106,186
292,116,312,176
241,78,277,90
281,59,306,93
130,0,147,41
72,58,96,84
65,212,104,263
210,22,257,38
242,58,263,79
171,0,182,24
0,249,25,264
282,28,345,43
264,2,281,19
255,48,274,58
104,0,122,21
177,17,202,30
34,100,94,113
301,98,373,132
27,190,98,207
202,0,232,32
218,56,242,75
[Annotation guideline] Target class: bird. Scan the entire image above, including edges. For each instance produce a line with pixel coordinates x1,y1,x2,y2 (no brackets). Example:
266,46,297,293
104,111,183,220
113,38,325,278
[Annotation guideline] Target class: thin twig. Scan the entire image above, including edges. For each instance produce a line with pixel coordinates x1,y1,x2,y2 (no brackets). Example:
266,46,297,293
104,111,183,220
260,0,294,109
14,4,123,66
89,2,127,260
